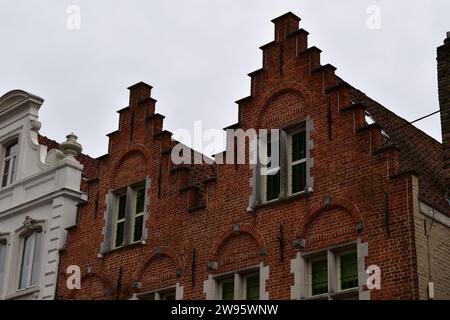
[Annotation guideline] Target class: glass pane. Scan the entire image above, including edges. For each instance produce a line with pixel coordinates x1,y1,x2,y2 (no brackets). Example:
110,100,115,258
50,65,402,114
115,221,125,248
19,235,33,289
291,131,306,162
117,194,127,220
9,156,16,184
245,275,260,300
5,142,18,157
291,162,306,194
340,252,358,290
133,215,144,242
1,174,8,188
30,231,42,286
221,280,234,300
139,292,155,300
160,290,176,300
266,170,280,201
2,159,10,176
135,188,145,214
311,259,328,296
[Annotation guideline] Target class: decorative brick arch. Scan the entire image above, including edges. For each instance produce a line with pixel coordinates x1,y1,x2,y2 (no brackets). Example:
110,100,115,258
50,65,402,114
132,245,184,281
255,80,313,128
295,196,364,239
109,144,152,188
209,223,267,261
67,271,113,300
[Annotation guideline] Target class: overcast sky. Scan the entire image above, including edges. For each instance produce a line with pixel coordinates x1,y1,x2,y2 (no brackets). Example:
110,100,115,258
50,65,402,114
1,0,449,157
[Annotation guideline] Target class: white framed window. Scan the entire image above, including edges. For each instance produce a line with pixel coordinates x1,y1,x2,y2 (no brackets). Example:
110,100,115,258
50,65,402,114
137,284,183,300
216,271,260,300
257,124,309,205
308,255,328,297
111,182,147,249
1,138,19,188
337,250,358,292
304,246,359,300
288,130,306,195
260,133,280,203
18,230,42,290
131,186,145,243
113,192,127,249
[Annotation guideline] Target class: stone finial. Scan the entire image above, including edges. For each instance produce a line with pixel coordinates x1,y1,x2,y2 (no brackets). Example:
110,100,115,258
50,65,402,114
59,133,82,157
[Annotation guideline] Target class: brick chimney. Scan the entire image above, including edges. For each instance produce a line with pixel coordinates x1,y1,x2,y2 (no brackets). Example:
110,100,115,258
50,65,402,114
438,32,450,170
271,12,300,42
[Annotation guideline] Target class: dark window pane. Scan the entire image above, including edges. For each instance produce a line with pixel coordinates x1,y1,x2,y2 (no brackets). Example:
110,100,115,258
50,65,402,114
311,259,328,296
115,221,125,248
2,159,10,176
135,188,145,213
5,141,18,157
117,194,127,220
291,162,306,194
266,170,280,201
133,215,144,242
161,290,176,300
340,252,358,290
221,280,234,300
139,292,155,300
292,131,306,162
1,174,8,188
246,275,260,300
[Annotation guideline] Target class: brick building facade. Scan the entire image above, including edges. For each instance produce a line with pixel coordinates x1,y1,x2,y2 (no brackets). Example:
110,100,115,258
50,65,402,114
55,12,450,300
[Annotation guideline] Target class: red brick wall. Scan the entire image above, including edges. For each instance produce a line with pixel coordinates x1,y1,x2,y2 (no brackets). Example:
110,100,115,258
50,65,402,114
56,12,446,300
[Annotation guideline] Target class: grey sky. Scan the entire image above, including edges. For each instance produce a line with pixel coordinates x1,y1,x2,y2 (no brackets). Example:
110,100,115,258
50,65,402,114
1,0,449,157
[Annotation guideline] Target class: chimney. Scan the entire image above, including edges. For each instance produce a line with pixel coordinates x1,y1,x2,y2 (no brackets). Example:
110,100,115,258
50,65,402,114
271,12,300,42
128,82,152,108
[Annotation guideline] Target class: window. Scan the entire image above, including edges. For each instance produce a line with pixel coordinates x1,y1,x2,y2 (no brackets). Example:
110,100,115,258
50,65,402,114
114,193,127,248
2,139,18,188
18,230,42,290
338,251,358,291
304,247,359,299
139,288,176,300
262,135,280,202
220,278,234,300
310,258,328,296
289,131,306,195
243,273,260,300
217,272,260,300
133,187,145,243
258,125,309,205
0,240,7,293
111,183,147,249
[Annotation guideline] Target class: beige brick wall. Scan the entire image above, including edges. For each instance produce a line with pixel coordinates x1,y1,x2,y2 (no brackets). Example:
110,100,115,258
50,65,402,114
413,177,450,300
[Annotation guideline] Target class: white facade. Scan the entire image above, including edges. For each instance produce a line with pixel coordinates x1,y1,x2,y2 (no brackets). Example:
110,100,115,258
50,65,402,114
0,90,85,300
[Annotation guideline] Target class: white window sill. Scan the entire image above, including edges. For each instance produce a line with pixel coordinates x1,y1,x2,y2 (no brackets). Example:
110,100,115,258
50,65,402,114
5,286,40,300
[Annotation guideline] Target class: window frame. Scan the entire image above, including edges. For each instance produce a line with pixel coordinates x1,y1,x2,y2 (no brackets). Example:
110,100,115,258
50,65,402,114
287,129,307,196
260,133,281,204
336,249,359,292
308,255,328,298
112,190,127,249
130,184,146,244
137,285,178,300
18,228,43,291
1,137,19,188
215,268,260,300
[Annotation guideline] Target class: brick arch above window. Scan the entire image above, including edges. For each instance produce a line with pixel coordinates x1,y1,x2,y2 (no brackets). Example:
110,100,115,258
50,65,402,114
132,245,184,282
295,196,364,240
254,80,313,129
109,145,152,189
209,223,267,262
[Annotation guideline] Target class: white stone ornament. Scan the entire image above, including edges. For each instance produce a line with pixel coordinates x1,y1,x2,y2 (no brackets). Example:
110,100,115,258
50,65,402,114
59,133,83,157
